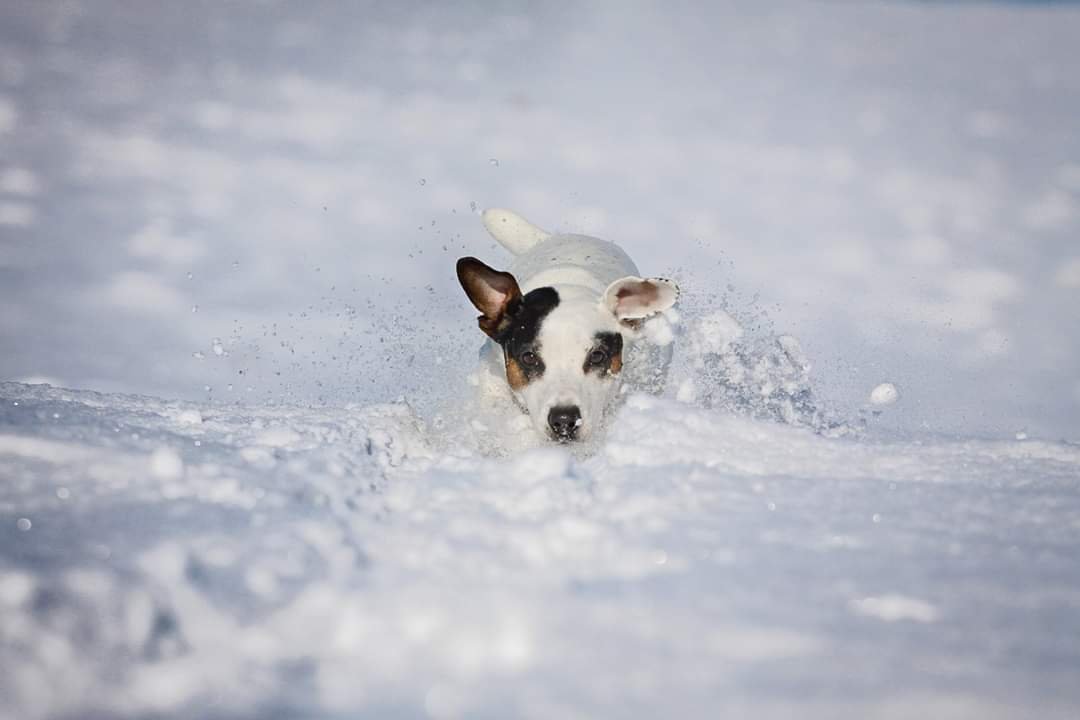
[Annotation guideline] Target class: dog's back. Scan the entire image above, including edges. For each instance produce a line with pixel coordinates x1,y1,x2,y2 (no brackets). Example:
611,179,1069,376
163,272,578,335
482,209,639,294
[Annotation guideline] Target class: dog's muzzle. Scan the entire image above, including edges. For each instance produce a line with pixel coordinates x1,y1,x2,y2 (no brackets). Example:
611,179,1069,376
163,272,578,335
547,405,582,441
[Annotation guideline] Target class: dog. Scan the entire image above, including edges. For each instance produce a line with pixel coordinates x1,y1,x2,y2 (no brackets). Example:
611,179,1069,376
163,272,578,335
457,209,678,442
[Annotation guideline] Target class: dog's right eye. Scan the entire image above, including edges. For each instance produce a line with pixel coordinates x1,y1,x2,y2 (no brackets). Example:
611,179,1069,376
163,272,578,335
520,351,539,367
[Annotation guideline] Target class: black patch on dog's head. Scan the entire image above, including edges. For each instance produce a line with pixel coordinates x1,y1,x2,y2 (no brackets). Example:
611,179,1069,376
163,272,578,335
584,331,623,375
496,287,559,384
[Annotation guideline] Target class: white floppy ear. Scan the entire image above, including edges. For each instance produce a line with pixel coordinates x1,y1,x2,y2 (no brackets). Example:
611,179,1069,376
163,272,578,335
602,276,679,321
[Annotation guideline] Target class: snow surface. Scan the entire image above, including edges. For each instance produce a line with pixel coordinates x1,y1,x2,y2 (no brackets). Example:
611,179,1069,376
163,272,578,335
3,380,1080,719
3,0,1080,718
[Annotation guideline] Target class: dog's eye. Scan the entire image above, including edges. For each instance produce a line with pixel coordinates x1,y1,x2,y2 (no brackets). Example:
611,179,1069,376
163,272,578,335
588,349,608,366
520,351,539,367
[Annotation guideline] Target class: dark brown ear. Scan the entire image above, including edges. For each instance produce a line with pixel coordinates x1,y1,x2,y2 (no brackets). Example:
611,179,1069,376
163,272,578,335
456,257,522,339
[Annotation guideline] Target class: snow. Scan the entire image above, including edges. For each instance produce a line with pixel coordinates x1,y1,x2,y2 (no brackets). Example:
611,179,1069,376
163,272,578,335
3,376,1080,719
851,594,940,624
148,447,184,480
870,382,900,406
2,0,1080,718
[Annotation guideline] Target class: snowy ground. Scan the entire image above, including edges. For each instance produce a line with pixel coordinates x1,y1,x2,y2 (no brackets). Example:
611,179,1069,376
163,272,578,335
2,0,1080,718
4,380,1080,719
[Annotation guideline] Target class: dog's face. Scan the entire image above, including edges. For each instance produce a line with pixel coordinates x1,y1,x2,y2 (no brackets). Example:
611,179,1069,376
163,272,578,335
457,257,676,442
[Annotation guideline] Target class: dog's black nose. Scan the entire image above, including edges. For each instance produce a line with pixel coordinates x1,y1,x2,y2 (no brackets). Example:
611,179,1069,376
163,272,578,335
547,405,582,441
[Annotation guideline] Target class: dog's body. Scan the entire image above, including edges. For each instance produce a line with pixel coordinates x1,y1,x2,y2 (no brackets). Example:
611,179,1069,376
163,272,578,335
458,209,678,442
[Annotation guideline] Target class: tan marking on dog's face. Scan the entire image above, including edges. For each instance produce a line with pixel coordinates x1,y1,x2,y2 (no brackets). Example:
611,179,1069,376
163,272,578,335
505,355,529,390
609,350,623,375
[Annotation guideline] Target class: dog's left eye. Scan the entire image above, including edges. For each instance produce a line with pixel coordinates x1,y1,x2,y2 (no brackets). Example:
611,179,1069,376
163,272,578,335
587,349,608,366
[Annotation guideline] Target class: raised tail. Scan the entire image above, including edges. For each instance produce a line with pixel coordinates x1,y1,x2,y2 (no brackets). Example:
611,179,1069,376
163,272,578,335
481,208,550,256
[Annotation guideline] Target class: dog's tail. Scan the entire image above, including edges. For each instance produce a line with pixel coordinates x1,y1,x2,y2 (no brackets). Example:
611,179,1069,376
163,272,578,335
481,208,550,256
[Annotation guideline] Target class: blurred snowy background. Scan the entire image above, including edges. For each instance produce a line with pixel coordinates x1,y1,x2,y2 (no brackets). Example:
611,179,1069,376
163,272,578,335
1,0,1078,439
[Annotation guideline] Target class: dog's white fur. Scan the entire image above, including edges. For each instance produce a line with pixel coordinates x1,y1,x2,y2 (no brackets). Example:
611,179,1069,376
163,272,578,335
471,209,678,441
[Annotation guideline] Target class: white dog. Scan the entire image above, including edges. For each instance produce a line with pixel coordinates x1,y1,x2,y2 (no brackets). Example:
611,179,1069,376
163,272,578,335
457,209,679,442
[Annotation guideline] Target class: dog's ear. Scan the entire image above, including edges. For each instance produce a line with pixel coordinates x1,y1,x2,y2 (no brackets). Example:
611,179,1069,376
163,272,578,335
457,257,523,339
602,276,679,322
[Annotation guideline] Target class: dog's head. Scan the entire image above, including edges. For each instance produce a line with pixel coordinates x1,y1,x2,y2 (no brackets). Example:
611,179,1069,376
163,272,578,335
457,257,678,442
